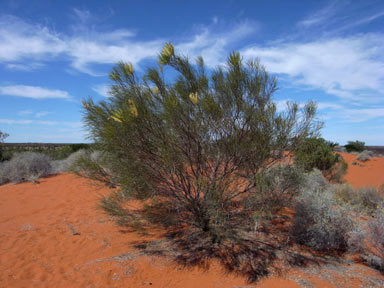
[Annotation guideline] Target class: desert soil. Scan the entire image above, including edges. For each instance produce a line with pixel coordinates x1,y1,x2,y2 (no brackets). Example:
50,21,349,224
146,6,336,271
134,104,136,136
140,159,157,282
0,153,384,287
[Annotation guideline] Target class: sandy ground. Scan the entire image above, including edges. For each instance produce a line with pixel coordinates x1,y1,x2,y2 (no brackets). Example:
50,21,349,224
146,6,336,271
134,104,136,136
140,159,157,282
341,152,384,188
0,153,384,287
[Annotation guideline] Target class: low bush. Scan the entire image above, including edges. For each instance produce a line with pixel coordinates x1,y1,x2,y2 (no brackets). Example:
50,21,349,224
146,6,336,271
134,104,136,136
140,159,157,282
334,146,347,153
70,150,116,188
345,140,365,153
356,150,373,162
51,149,88,173
246,164,305,215
366,209,384,273
291,172,358,252
333,185,383,216
0,152,52,184
294,137,346,182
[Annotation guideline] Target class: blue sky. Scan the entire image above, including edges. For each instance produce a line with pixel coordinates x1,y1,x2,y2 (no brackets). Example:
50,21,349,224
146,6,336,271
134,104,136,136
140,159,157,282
0,0,383,144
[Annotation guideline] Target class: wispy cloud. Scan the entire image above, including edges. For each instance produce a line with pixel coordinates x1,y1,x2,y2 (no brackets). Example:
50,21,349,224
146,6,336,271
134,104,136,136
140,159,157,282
6,62,44,71
92,84,110,97
241,34,384,103
0,118,81,126
0,15,66,62
17,110,51,118
0,14,257,75
0,85,70,99
297,1,339,28
176,20,258,67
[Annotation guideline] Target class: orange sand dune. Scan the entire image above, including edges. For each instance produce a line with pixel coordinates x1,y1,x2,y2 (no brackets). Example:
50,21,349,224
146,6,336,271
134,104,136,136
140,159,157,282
340,153,384,188
1,165,384,287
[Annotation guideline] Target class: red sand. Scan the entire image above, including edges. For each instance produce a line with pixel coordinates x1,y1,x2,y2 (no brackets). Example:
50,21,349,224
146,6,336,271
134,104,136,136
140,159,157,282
340,153,384,188
1,154,384,287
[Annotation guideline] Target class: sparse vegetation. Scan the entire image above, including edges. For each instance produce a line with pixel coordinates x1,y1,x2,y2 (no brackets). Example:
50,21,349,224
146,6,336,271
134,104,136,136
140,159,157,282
345,140,365,153
291,171,358,252
357,150,373,161
0,130,9,162
365,208,384,273
332,185,383,216
0,152,52,184
82,44,320,244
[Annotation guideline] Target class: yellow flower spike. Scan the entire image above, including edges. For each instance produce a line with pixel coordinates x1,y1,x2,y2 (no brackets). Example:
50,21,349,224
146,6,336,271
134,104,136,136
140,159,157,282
189,92,198,104
122,62,134,76
159,42,175,65
152,87,159,94
128,99,139,117
111,115,123,123
111,109,123,123
81,100,90,109
162,42,174,58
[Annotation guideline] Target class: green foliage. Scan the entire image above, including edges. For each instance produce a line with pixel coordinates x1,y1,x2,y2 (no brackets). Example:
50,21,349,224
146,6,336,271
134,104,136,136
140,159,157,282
294,138,340,172
0,130,9,162
83,44,321,241
345,140,365,152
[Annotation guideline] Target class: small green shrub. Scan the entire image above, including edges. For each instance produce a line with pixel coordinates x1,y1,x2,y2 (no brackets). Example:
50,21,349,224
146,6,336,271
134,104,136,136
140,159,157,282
0,152,52,184
345,140,365,152
294,137,346,182
0,130,9,162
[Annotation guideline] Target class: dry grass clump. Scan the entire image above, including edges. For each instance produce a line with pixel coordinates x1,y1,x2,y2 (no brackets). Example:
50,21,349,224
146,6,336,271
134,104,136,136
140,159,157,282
357,150,374,162
0,152,52,184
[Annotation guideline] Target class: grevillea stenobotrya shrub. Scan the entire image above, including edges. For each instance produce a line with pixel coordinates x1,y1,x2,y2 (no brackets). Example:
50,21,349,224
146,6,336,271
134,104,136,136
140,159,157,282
82,43,321,243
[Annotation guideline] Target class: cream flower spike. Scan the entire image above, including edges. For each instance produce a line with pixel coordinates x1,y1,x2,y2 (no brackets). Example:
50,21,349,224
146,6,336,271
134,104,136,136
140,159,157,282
189,92,198,104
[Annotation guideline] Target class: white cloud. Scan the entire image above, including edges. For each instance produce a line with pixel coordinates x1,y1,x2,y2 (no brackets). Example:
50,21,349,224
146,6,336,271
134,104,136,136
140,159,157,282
177,20,257,68
0,14,257,75
92,84,110,97
6,62,44,71
0,15,66,62
241,34,384,102
297,1,338,28
35,111,51,118
0,85,70,99
0,118,81,126
17,109,33,116
17,110,51,118
340,108,384,123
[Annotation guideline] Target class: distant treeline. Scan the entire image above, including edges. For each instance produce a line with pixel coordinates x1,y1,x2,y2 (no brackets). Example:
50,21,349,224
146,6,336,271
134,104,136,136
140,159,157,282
1,143,91,161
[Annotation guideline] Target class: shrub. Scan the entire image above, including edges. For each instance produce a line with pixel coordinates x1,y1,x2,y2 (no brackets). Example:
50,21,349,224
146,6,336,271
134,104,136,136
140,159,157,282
0,152,52,184
345,140,365,152
245,164,305,217
82,44,320,242
51,149,88,173
333,185,383,216
366,209,384,273
70,150,116,188
334,146,347,153
0,130,9,162
294,137,346,182
291,173,357,252
357,150,373,162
